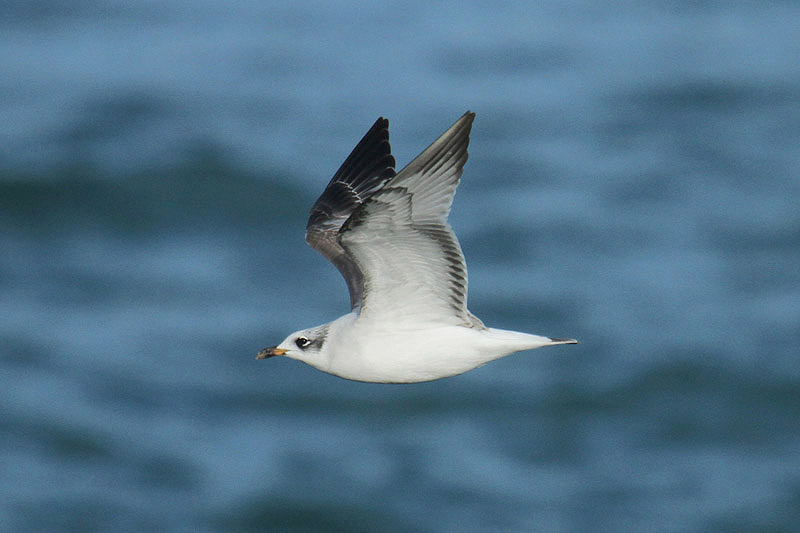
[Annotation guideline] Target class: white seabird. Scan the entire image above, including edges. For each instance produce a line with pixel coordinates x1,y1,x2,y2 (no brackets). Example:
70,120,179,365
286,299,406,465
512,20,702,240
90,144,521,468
258,111,577,383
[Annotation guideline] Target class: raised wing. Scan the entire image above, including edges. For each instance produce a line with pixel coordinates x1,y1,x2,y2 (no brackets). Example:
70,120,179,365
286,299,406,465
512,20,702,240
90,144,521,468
305,117,396,310
341,112,483,327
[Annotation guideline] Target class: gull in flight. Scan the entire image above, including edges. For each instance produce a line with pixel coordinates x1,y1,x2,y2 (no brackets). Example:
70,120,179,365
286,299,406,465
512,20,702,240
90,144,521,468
258,112,577,382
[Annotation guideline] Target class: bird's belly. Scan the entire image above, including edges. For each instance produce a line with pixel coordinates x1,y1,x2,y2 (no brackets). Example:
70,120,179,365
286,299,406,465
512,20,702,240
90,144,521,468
327,325,507,383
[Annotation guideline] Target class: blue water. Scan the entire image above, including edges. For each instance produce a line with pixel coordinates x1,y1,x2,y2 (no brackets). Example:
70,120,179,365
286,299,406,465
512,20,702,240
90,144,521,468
2,1,800,530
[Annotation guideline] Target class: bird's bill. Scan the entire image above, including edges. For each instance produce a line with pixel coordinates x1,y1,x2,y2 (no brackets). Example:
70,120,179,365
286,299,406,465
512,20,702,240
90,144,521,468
256,346,287,359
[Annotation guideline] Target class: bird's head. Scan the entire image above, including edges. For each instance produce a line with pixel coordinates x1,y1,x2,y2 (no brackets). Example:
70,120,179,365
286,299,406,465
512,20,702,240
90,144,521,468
257,324,330,369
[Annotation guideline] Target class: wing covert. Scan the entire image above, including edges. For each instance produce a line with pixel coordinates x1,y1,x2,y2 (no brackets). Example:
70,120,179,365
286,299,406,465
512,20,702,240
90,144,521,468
340,112,483,327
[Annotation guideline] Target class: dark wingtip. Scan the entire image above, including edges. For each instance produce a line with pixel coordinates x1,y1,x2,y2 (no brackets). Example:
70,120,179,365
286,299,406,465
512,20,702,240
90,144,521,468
460,111,476,128
307,115,397,233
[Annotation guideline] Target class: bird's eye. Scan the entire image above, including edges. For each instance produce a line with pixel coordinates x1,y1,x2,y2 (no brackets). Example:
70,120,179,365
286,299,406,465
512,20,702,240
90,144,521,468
295,337,312,349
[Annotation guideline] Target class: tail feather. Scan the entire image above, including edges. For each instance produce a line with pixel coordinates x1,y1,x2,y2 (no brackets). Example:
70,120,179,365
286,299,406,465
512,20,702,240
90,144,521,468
484,328,578,352
548,337,579,345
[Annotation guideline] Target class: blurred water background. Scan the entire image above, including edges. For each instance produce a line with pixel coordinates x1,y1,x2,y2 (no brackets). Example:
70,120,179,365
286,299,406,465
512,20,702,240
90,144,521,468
2,1,799,531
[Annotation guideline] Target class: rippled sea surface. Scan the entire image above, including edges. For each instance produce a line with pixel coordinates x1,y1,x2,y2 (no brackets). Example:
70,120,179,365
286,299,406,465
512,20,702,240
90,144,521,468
2,1,799,531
